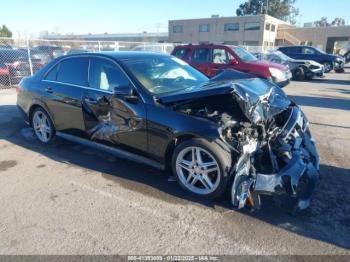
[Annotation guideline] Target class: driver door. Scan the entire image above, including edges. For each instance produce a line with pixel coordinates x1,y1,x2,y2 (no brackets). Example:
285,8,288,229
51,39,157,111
83,57,147,152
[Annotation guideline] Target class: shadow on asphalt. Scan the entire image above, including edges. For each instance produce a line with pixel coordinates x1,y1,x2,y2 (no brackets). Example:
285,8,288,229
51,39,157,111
1,105,350,251
310,78,350,86
289,95,350,111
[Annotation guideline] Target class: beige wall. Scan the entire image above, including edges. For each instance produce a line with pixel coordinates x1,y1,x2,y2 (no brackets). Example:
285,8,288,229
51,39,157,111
279,26,350,51
169,15,286,46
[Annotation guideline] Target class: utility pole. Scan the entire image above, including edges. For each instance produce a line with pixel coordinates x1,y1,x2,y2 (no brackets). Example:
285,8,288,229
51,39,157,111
266,0,269,15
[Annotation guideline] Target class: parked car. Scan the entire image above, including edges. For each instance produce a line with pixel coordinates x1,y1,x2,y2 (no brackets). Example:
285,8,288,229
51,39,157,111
18,48,52,65
0,48,43,85
33,45,65,59
278,46,345,73
343,50,350,64
17,52,319,213
172,44,292,88
132,44,174,54
67,49,89,55
254,51,324,81
0,61,10,86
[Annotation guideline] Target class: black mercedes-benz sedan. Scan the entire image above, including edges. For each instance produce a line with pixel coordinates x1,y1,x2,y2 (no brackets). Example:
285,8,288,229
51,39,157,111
17,52,320,213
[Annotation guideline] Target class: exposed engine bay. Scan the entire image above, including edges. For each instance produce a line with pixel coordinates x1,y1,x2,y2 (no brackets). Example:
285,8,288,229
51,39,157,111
170,82,320,213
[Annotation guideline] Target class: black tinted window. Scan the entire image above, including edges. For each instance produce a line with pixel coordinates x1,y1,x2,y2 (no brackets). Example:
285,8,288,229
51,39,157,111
283,47,301,53
89,58,130,92
173,48,190,59
45,64,59,81
191,48,210,63
57,58,89,86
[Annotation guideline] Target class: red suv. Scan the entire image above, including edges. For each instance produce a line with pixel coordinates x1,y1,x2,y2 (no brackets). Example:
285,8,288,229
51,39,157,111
172,44,292,87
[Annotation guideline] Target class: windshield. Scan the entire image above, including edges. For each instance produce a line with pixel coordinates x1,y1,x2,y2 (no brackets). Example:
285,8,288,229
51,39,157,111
231,47,258,62
121,56,209,94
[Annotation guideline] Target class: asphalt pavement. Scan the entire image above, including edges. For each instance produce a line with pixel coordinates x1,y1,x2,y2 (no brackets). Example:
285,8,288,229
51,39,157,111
0,69,350,255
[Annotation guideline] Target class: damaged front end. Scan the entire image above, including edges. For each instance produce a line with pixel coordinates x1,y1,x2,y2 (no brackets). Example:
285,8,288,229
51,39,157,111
223,81,320,213
162,77,320,213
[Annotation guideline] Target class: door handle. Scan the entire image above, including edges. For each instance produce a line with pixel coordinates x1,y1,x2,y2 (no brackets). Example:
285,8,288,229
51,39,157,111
45,87,53,93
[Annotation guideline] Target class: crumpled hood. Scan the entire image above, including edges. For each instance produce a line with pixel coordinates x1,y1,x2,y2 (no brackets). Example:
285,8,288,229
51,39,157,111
158,76,291,124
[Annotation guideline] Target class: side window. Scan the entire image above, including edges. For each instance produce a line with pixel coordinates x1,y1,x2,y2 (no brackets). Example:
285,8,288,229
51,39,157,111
89,58,130,92
302,47,316,54
45,64,59,81
57,58,89,86
191,48,210,63
174,48,190,59
212,49,229,64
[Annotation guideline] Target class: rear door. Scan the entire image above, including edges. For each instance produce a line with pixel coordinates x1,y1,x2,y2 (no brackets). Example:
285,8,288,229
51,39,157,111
83,57,147,152
189,48,211,76
42,57,88,132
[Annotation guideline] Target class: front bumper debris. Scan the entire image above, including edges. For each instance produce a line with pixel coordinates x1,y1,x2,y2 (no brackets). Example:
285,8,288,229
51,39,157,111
231,106,320,214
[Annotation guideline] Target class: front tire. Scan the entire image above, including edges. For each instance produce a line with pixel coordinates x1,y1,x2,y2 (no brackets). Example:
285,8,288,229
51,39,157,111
31,107,55,143
323,62,333,73
171,138,232,199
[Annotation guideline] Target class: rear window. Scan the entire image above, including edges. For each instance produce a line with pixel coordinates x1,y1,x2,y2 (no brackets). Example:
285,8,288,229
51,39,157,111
56,58,89,86
45,64,59,81
173,48,190,59
191,48,210,63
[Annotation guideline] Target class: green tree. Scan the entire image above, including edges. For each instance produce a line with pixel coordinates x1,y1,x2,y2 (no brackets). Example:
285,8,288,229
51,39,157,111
314,17,330,27
331,17,346,26
0,25,12,37
236,0,299,24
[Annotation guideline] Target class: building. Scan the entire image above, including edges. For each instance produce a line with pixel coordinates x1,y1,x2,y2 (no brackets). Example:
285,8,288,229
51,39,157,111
276,24,350,54
44,32,169,43
169,15,350,54
169,15,288,49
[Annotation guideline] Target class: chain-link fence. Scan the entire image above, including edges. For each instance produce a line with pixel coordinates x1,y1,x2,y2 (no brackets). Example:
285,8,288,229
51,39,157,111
0,37,274,89
0,38,178,88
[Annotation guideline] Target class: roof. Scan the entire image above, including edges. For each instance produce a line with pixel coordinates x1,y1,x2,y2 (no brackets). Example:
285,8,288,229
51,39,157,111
62,51,170,60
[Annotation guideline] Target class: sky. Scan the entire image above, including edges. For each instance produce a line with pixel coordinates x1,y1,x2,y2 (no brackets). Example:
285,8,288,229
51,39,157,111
1,0,349,37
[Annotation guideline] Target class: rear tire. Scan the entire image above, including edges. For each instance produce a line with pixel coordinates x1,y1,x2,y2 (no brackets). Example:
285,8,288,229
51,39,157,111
293,67,305,81
171,138,232,199
31,107,55,144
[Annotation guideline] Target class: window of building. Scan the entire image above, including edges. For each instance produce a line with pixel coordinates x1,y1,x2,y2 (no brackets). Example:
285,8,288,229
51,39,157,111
89,58,130,92
223,41,239,46
199,24,210,32
57,58,89,86
265,23,271,31
264,41,269,47
244,22,260,31
271,24,276,32
224,23,239,31
191,48,210,63
173,25,183,33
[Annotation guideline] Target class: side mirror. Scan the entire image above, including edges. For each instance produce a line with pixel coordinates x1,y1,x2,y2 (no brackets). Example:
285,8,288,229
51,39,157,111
229,58,238,65
113,85,139,103
113,85,133,97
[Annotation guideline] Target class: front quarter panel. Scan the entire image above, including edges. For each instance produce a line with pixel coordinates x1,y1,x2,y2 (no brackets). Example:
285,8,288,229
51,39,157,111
146,103,220,162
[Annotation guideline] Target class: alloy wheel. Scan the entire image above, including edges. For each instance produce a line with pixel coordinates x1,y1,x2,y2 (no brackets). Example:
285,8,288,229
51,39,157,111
176,146,221,195
33,110,52,143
